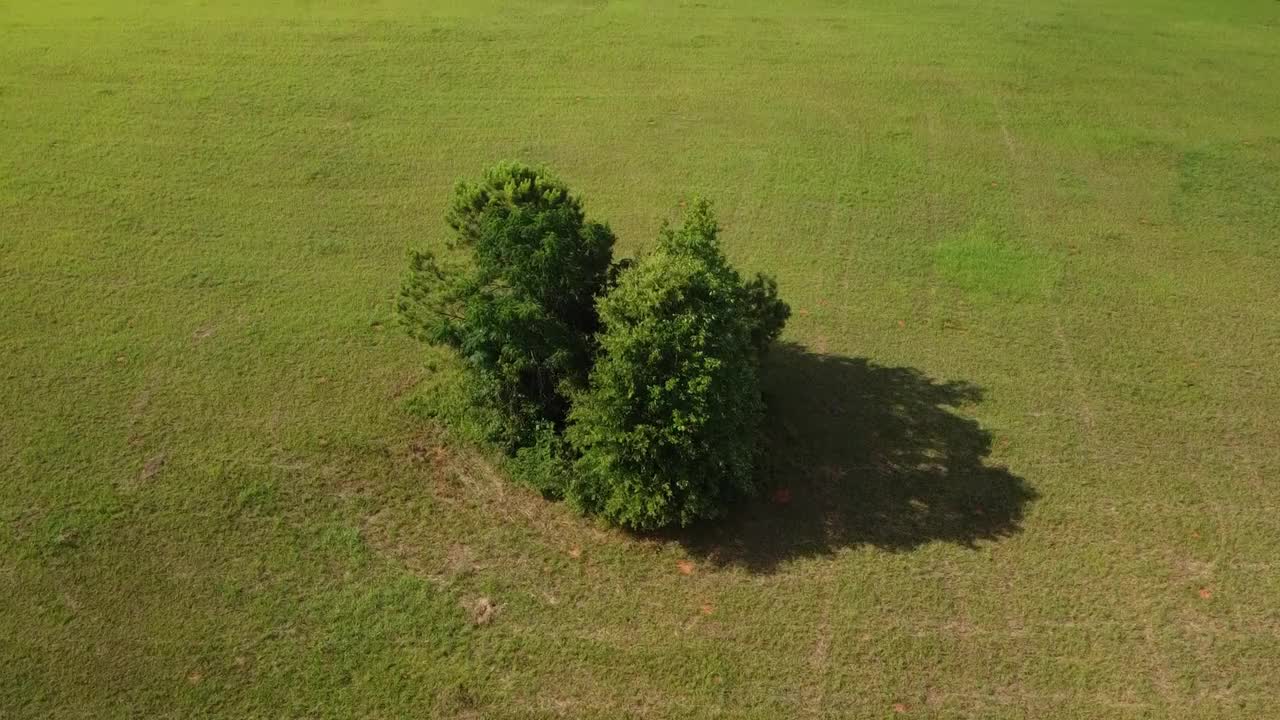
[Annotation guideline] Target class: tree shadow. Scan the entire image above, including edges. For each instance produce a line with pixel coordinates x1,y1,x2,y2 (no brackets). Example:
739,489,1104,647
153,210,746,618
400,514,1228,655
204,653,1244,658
669,342,1038,573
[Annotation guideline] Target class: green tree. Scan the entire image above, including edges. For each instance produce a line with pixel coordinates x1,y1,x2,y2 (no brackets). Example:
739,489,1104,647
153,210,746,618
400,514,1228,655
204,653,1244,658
398,163,616,446
565,199,790,529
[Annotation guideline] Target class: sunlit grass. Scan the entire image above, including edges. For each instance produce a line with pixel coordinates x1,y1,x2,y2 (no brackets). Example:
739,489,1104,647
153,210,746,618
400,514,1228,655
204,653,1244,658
3,0,1279,717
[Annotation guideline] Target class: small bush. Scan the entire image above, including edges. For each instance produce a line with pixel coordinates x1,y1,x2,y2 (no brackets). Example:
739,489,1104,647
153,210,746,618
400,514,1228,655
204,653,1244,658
565,199,789,530
509,421,573,499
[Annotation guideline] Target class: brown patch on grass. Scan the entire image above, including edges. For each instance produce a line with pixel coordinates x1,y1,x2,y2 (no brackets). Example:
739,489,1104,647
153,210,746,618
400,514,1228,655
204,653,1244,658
444,544,477,577
361,506,444,581
139,454,166,482
399,429,457,472
192,326,215,341
405,428,613,545
406,440,431,464
125,389,154,451
363,428,602,585
467,597,497,625
1179,559,1214,579
388,371,424,400
130,389,152,417
676,560,695,575
801,578,834,715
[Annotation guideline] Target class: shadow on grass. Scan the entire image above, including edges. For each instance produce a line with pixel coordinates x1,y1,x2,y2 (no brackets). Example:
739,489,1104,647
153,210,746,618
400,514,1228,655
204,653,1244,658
667,342,1038,574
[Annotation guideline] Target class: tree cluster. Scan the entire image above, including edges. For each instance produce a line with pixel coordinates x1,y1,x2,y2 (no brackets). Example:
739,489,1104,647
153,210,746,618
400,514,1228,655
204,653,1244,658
399,163,789,530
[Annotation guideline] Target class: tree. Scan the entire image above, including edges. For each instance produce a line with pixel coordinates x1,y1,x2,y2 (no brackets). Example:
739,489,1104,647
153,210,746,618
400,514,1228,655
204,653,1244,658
565,199,790,530
398,163,617,447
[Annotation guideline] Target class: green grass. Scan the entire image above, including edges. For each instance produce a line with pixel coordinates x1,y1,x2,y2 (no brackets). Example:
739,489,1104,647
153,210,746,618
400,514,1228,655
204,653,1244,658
933,220,1061,300
3,0,1280,717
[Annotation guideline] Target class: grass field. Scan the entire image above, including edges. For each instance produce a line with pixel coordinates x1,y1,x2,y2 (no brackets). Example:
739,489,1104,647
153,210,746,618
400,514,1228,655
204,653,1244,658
4,0,1280,717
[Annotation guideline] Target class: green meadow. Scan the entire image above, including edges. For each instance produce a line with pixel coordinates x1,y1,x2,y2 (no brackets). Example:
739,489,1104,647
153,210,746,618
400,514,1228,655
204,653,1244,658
3,0,1279,717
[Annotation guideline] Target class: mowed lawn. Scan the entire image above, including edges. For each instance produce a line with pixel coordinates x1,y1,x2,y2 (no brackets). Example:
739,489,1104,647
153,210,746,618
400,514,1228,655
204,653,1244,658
3,0,1279,717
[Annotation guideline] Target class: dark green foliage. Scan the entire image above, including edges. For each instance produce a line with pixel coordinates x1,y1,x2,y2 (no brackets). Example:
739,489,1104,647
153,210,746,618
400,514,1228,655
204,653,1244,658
401,167,788,529
743,273,789,353
398,163,616,447
509,422,573,499
565,200,790,530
